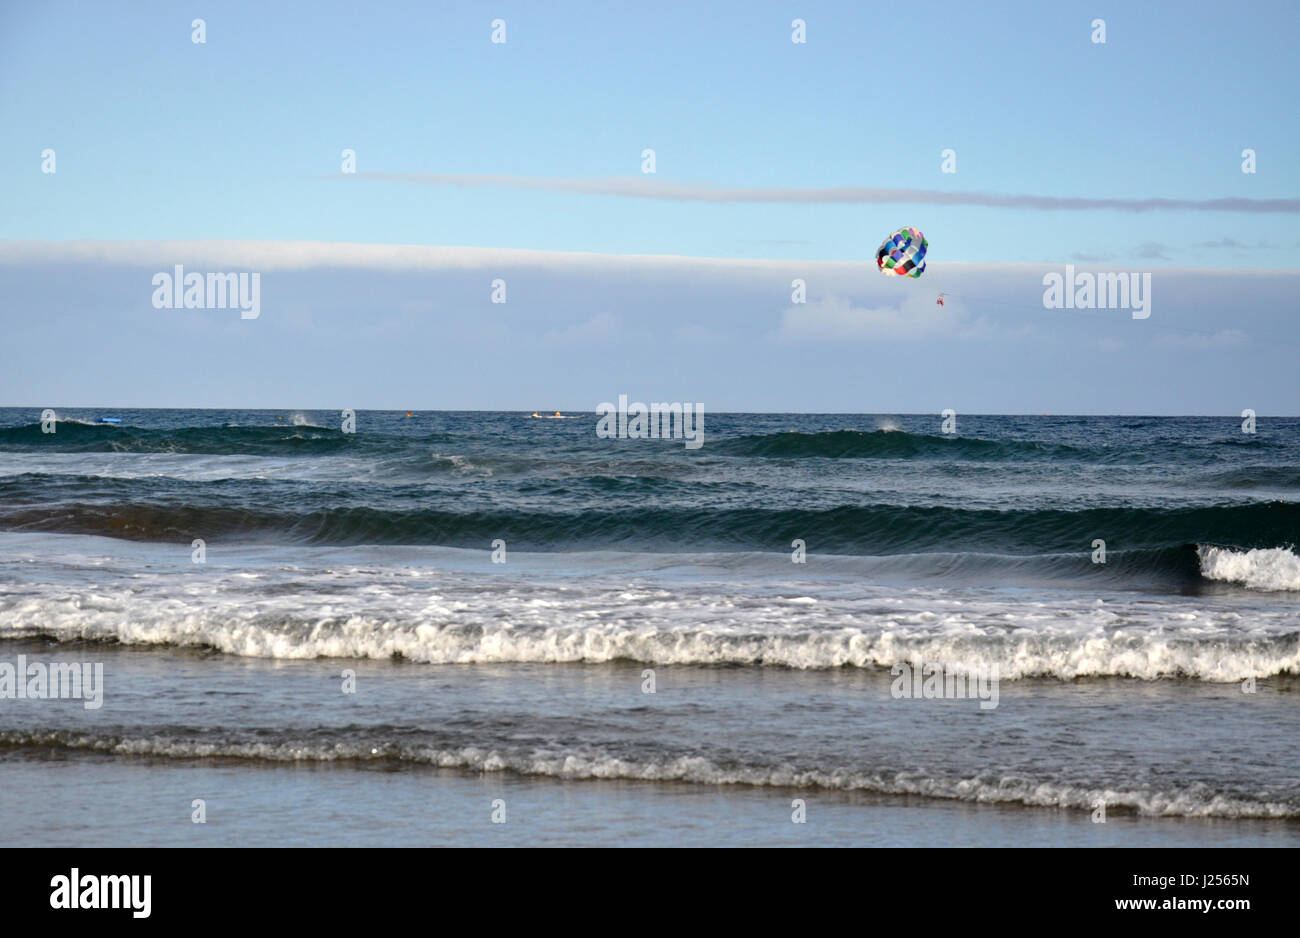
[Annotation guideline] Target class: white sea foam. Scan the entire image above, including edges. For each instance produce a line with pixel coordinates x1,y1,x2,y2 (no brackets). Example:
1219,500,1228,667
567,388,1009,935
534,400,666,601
428,452,490,476
2,534,1296,681
1199,545,1300,591
0,452,319,482
1,551,1296,680
5,730,1293,819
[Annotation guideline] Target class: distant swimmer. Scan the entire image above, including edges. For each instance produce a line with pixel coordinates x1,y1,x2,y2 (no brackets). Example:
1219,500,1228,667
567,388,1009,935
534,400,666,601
553,411,563,418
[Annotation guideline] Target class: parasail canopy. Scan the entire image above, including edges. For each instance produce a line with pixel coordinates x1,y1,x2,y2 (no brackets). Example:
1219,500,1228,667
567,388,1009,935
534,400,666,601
876,227,928,278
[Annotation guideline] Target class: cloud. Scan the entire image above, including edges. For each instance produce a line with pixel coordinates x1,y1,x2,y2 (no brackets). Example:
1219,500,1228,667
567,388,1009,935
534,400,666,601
1192,238,1279,250
778,294,986,342
0,238,817,275
675,324,724,342
2,239,1296,412
8,240,1292,281
1074,242,1170,262
336,172,1300,214
1154,329,1248,348
1133,241,1172,260
543,312,619,345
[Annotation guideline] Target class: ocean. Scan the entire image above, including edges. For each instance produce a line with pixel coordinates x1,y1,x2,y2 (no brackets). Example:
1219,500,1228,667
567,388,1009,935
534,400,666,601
1,408,1297,846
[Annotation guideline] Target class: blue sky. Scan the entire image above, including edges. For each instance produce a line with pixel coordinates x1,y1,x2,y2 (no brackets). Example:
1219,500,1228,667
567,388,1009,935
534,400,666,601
1,0,1298,412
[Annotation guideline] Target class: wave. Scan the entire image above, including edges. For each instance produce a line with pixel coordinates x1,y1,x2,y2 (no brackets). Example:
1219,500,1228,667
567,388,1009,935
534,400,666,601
4,597,1295,680
0,421,454,455
0,729,1292,819
6,422,1290,476
1199,545,1300,591
714,429,1086,460
3,497,1295,557
1196,466,1300,489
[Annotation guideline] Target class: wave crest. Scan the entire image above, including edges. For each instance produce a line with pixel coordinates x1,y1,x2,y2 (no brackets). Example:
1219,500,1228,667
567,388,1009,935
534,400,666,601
715,429,1080,460
1199,545,1300,591
1,730,1292,819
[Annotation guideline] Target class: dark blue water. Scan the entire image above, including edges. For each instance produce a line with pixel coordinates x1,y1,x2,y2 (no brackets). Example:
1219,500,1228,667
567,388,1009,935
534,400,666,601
2,410,1296,561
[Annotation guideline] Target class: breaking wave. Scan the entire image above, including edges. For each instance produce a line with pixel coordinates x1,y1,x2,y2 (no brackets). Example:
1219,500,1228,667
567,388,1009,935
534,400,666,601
1,729,1293,819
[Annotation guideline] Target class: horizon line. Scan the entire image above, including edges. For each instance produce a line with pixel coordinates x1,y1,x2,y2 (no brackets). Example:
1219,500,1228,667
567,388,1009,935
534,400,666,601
2,406,1293,419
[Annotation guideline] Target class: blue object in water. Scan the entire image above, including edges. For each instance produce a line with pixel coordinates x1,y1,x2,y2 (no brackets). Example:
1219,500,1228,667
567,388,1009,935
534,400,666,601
97,417,122,424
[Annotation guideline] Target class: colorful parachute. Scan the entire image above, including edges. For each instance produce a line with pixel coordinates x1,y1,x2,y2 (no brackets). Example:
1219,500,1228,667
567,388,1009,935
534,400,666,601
876,227,927,278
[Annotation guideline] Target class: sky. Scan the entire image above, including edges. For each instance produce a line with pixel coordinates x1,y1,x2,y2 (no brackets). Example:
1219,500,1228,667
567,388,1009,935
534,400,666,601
1,0,1298,413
